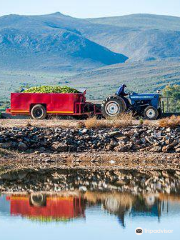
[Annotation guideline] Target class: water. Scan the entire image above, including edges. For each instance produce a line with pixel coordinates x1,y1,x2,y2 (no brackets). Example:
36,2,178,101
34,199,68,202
0,191,180,240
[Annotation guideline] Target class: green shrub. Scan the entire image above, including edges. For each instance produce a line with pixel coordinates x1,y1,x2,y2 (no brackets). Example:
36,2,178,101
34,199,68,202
162,85,180,112
23,86,79,94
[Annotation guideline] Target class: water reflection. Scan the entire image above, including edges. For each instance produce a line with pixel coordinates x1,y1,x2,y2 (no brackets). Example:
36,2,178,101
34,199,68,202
0,191,180,228
0,193,85,222
84,192,163,228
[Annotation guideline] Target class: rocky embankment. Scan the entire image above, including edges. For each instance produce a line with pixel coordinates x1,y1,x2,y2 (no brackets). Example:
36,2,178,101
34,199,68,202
0,125,180,153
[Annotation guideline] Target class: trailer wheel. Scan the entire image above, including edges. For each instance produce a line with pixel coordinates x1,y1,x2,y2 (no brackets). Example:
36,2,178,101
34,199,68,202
101,95,126,118
144,106,159,120
30,193,46,207
31,104,47,120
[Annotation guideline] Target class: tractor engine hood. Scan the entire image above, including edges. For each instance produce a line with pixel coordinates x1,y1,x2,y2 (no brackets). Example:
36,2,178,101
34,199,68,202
130,92,160,100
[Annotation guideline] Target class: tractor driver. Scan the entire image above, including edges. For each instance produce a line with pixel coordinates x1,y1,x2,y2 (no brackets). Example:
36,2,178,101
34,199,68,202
116,84,128,97
116,84,130,107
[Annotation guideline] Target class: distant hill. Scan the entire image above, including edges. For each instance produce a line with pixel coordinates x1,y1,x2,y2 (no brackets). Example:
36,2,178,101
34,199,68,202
0,13,127,72
84,14,180,61
1,13,180,70
88,14,180,31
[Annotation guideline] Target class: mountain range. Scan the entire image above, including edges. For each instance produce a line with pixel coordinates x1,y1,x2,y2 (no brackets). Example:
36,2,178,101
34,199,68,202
0,13,127,72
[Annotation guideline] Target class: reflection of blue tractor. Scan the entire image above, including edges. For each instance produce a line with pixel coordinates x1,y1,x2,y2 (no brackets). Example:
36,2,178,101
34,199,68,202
101,92,162,120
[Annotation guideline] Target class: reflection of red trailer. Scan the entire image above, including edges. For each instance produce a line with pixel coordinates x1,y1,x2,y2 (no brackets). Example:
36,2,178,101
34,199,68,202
6,195,85,221
6,91,101,119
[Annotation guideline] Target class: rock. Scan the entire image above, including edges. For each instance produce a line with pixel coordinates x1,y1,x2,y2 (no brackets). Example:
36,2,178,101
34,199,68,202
51,142,68,152
166,128,171,133
175,171,180,176
0,142,12,149
108,131,122,137
51,172,60,180
79,186,87,192
153,131,162,138
80,129,88,134
18,142,28,151
114,144,129,152
145,136,154,144
162,140,178,152
106,144,114,151
162,146,168,152
115,180,126,186
39,147,46,152
175,148,180,153
109,160,116,164
1,173,17,181
150,146,162,152
68,145,77,152
18,172,27,180
116,136,129,142
162,171,169,178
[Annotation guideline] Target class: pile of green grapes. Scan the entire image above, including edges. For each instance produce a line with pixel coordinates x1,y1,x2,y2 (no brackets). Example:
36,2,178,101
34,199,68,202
23,86,79,94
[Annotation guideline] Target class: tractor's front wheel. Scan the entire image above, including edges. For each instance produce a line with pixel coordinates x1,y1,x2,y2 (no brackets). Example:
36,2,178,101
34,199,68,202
144,106,159,120
101,95,126,118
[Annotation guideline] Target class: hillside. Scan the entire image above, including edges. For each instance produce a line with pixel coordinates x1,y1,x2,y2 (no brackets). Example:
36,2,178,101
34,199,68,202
1,13,180,69
0,13,127,72
1,13,180,70
83,14,180,61
1,59,180,101
63,58,180,100
88,14,180,31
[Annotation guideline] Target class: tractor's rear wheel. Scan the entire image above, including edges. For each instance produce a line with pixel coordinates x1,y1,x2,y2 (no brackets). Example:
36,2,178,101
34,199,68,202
31,104,47,120
101,96,126,118
144,106,159,120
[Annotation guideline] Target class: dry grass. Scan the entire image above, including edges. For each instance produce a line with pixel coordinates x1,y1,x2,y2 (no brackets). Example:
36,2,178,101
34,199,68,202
84,113,133,129
143,119,158,126
158,115,180,128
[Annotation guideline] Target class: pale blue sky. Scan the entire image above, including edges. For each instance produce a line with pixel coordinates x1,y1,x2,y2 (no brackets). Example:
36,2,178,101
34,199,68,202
0,0,180,18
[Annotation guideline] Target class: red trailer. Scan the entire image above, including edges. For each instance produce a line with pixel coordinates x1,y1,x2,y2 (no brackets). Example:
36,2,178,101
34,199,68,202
6,195,85,221
6,90,101,119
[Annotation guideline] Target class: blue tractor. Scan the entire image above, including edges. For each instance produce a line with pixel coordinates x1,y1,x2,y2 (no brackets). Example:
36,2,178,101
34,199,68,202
101,91,162,120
